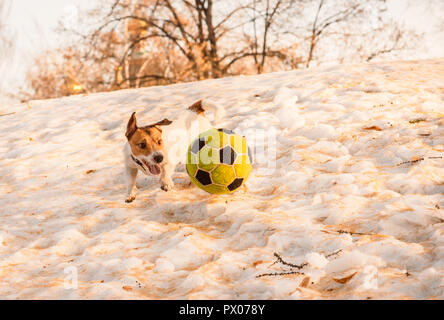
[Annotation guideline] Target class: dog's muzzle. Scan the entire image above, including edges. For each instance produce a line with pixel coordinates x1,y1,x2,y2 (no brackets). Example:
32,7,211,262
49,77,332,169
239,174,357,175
131,155,161,175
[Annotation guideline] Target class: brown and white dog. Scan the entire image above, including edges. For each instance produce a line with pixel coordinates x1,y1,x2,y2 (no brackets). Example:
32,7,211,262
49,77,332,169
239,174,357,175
123,100,224,203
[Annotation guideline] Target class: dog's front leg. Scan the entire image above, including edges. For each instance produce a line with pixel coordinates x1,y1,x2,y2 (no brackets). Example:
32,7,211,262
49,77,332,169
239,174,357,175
160,161,175,191
125,166,138,203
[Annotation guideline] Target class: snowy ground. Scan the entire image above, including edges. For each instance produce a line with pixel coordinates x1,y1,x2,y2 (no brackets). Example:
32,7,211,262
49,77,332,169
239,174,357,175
0,59,443,299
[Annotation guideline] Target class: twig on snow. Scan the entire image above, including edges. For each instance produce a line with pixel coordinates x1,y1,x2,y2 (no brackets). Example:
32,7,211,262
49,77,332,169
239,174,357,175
272,252,308,270
0,112,15,117
409,118,426,124
258,249,343,278
397,156,442,166
256,271,305,278
336,230,374,236
325,249,343,258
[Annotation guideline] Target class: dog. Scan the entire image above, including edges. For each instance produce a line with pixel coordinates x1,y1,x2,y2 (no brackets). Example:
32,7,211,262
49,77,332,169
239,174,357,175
123,100,224,203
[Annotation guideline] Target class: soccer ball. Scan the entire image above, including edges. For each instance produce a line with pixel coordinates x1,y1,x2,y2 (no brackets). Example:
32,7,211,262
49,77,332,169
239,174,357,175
186,128,252,194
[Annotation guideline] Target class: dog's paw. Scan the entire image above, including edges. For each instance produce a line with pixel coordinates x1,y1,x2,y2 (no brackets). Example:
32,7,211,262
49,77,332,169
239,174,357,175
125,195,136,203
161,181,174,192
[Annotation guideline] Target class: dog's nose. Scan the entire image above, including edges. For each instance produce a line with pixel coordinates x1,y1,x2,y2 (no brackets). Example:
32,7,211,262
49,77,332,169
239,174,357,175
153,154,164,164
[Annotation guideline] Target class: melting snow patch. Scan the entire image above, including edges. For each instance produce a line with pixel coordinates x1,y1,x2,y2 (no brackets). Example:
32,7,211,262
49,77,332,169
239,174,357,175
0,59,443,299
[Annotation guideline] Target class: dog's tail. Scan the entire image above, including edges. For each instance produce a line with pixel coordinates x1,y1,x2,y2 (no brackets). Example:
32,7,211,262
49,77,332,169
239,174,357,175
188,99,226,122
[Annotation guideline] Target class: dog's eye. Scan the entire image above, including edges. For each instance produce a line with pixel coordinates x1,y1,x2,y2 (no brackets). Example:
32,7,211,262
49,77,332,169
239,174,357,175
138,142,146,149
158,139,162,145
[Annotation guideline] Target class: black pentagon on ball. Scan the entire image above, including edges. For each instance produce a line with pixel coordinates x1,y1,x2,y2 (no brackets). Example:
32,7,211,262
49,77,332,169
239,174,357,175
190,137,206,154
219,146,236,165
217,128,234,134
195,169,212,186
228,178,244,191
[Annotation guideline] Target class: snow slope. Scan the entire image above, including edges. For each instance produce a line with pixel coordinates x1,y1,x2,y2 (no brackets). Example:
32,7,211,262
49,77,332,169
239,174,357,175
0,59,443,299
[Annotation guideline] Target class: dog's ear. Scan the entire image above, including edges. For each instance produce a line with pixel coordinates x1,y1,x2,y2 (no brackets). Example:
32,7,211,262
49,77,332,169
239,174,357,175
154,118,172,126
152,118,172,132
126,112,138,140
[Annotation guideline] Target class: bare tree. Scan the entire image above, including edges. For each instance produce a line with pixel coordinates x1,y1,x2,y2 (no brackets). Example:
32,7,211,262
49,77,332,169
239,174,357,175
22,0,424,100
238,0,297,74
0,1,14,102
301,0,421,67
305,0,361,67
78,0,257,85
0,1,12,57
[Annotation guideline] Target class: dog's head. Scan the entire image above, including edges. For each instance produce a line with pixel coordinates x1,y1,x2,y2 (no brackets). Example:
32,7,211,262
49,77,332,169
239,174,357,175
125,112,172,175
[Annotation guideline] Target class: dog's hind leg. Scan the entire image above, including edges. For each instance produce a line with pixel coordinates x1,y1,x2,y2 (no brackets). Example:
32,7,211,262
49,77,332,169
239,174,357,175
125,166,138,203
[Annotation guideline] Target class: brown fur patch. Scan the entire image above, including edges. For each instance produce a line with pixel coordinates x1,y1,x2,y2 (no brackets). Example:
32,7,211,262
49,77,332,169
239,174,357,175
188,100,205,115
126,112,138,140
153,118,173,126
141,118,173,132
129,127,164,157
125,112,170,157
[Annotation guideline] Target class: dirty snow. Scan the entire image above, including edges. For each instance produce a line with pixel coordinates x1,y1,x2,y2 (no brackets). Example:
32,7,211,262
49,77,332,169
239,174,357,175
0,59,443,299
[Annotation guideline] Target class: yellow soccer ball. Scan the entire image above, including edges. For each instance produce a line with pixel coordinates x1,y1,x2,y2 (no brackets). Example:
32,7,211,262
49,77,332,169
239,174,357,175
186,128,252,194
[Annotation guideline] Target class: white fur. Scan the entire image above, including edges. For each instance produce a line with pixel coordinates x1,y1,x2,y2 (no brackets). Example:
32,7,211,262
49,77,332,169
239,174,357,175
123,100,223,202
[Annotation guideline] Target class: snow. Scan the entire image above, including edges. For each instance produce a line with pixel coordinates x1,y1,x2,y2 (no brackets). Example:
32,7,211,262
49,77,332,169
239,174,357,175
0,59,443,299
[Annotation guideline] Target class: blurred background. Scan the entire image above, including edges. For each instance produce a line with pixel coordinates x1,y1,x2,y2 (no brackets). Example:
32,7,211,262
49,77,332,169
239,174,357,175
0,0,443,106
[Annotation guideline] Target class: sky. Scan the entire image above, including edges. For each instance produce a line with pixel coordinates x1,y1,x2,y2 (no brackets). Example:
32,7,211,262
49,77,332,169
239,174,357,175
0,0,443,104
0,0,92,101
